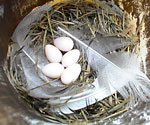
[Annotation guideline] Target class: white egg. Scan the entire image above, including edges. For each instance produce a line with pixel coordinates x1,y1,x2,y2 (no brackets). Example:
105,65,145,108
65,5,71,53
54,37,74,52
42,63,64,78
62,49,80,67
61,63,81,85
45,45,62,63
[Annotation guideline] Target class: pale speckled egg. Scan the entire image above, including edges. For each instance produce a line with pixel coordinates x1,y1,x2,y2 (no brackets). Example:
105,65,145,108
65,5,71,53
45,45,62,63
61,63,81,85
54,37,74,52
42,63,64,79
62,49,80,67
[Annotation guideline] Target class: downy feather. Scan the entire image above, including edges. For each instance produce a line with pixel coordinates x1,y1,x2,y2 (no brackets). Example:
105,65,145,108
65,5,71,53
102,52,150,105
58,27,150,106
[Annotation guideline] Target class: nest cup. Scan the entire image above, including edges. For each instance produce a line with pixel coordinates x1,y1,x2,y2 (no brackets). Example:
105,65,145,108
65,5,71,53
2,0,145,124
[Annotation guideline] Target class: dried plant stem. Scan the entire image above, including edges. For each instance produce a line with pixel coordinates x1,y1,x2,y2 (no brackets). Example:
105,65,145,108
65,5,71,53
28,78,59,92
101,108,128,121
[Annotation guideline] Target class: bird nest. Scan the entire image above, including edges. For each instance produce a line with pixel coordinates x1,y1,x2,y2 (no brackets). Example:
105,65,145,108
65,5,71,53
4,0,137,124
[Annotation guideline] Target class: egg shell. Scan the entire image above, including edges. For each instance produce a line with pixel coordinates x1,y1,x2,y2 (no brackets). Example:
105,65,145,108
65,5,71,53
45,45,62,63
42,63,64,79
61,63,81,85
54,37,74,52
62,49,80,67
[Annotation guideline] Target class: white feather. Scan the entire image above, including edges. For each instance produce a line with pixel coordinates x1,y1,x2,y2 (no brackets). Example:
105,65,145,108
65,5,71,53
11,4,82,98
58,27,150,105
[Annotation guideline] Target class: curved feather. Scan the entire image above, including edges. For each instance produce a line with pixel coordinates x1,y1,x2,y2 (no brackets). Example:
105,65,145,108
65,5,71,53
11,3,131,100
11,4,80,98
58,27,150,105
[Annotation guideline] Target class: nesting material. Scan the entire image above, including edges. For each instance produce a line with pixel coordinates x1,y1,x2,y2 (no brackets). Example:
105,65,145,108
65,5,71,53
4,0,139,124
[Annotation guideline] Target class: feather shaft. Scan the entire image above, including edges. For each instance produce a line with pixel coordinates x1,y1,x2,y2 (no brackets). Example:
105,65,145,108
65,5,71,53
58,27,150,105
58,27,120,70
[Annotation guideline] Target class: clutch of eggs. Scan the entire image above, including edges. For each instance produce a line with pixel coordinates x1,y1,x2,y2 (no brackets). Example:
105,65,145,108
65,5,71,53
42,37,81,85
